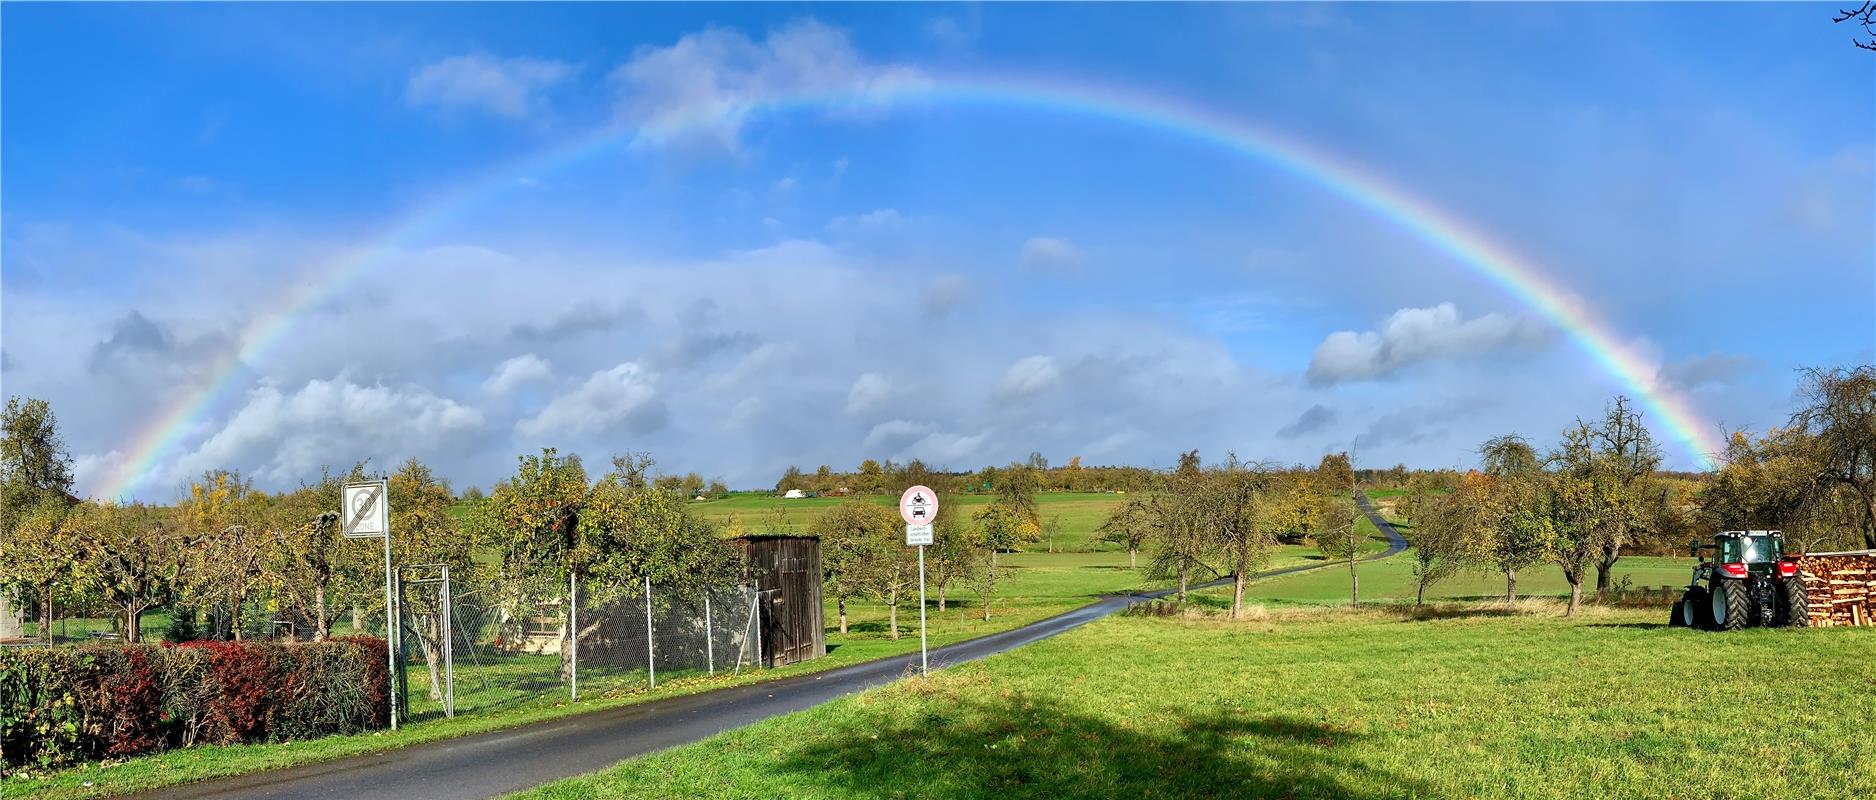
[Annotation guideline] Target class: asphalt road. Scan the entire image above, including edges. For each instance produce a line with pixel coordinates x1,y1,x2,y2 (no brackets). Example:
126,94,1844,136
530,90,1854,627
148,497,1408,800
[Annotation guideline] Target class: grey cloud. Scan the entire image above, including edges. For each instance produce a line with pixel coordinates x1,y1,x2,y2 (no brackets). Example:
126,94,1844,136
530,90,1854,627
1278,404,1336,439
1307,303,1551,385
89,311,174,374
510,303,645,342
921,275,973,321
1662,353,1759,391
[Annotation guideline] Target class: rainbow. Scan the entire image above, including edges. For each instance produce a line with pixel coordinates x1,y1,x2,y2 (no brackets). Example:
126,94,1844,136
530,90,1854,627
95,74,1725,498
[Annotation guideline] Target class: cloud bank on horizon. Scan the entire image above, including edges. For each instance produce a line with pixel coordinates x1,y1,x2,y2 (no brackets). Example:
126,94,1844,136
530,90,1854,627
2,4,1870,499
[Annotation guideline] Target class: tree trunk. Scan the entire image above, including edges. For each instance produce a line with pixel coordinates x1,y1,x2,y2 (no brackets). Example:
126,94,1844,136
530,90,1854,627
126,606,144,643
230,592,245,641
314,584,329,642
1505,569,1517,603
838,596,848,635
1416,579,1426,606
1128,548,1137,570
1231,572,1246,619
1348,554,1359,608
937,584,947,612
981,597,990,622
1567,580,1582,617
888,589,899,640
40,584,53,644
1177,565,1189,602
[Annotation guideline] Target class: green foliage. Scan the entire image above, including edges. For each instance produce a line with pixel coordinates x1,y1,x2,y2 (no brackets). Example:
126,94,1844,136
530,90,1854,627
0,638,387,771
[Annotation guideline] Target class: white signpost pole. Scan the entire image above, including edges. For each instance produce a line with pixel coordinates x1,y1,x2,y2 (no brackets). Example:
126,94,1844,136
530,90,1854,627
917,544,927,676
899,486,938,677
342,479,394,730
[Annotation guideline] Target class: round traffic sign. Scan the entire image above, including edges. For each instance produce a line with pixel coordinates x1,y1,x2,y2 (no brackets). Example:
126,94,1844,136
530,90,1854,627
899,485,938,526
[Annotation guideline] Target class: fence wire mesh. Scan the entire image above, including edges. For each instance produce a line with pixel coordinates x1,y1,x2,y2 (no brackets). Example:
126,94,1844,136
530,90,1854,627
394,575,758,722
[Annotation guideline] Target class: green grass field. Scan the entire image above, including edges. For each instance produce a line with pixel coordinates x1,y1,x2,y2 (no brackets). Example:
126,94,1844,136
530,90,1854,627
511,607,1876,800
1207,555,1696,608
693,491,1128,552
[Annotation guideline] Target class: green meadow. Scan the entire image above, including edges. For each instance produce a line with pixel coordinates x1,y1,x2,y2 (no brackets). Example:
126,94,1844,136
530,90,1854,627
511,607,1876,800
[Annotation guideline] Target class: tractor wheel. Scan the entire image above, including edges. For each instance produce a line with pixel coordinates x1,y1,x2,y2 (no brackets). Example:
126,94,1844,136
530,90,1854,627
1682,586,1711,630
1779,578,1810,628
1669,595,1687,627
1710,580,1750,631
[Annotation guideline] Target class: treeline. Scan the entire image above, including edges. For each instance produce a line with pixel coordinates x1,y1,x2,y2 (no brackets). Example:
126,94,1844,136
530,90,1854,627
774,454,1162,496
1400,367,1876,614
1097,451,1360,617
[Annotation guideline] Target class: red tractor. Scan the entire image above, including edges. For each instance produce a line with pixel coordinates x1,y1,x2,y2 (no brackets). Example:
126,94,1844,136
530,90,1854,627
1671,530,1808,631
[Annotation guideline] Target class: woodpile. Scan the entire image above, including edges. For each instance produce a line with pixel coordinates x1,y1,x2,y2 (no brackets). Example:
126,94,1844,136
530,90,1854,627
1794,551,1876,627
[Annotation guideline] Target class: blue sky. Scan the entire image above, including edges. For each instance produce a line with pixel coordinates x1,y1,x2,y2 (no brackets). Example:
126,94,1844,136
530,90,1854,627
3,3,1871,499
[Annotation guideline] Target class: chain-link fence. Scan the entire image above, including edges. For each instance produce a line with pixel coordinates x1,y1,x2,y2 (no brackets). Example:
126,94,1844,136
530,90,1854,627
393,570,761,723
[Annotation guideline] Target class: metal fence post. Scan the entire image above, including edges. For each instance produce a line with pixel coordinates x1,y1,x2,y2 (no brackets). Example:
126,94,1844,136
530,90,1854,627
733,590,757,676
645,576,656,690
569,572,578,701
441,565,454,719
704,593,715,676
754,590,765,670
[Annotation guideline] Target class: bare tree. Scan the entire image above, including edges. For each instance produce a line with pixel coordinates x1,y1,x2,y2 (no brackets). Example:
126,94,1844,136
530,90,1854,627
1836,1,1876,51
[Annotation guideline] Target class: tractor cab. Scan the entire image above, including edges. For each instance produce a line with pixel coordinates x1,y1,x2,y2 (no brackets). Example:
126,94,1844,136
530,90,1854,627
1691,530,1787,578
1678,530,1805,631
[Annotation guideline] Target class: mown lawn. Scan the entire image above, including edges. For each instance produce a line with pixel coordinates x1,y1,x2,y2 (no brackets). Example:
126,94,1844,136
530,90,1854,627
1213,554,1696,607
511,607,1876,800
693,491,1129,551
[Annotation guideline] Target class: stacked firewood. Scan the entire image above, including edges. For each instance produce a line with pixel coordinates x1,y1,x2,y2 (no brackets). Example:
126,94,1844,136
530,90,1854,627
1794,552,1876,627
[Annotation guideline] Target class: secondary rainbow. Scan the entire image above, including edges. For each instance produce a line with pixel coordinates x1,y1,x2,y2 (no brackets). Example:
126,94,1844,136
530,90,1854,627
95,74,1725,499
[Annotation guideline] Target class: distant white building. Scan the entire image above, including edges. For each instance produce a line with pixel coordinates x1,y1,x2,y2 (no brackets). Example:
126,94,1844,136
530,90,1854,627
783,489,807,499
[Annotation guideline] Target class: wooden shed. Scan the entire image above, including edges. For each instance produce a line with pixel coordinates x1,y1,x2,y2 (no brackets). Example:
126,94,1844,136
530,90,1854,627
733,535,826,666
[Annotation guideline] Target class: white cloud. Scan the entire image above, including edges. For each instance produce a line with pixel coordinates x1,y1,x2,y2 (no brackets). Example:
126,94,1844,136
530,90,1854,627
517,362,665,438
407,54,573,118
170,377,484,487
846,372,892,416
828,208,904,235
995,355,1061,400
1306,303,1551,385
484,354,553,395
611,19,929,154
1020,236,1083,274
863,419,934,450
903,429,989,465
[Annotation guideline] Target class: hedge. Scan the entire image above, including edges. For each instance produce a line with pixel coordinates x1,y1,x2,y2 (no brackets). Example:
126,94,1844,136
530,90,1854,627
0,637,388,771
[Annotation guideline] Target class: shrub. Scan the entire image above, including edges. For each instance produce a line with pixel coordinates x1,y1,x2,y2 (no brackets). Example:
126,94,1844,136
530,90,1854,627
0,638,388,772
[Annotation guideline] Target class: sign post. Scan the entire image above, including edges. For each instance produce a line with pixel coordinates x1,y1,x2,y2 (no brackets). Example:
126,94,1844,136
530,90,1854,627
899,485,937,676
341,479,394,730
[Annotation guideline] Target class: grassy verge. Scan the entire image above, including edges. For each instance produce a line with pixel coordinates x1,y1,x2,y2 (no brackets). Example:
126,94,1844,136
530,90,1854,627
511,605,1876,800
16,537,1164,797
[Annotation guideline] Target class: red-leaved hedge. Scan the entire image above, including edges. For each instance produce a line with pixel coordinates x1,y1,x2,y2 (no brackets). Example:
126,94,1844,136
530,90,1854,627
0,637,388,772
